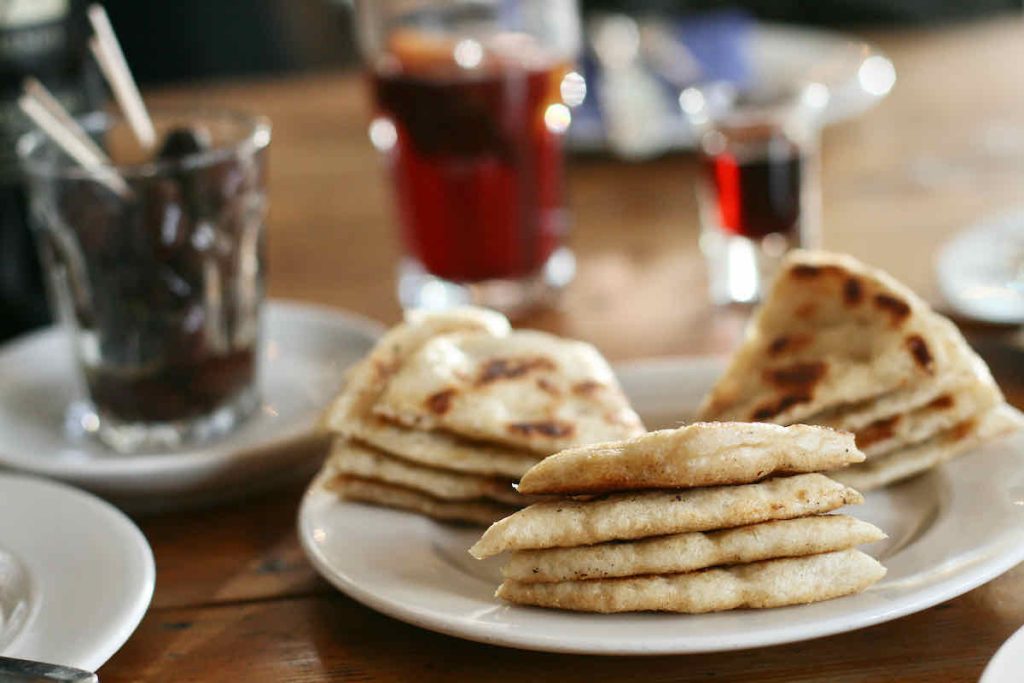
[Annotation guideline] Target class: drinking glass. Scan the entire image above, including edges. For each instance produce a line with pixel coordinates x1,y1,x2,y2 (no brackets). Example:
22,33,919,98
355,0,585,316
18,109,271,453
681,81,828,305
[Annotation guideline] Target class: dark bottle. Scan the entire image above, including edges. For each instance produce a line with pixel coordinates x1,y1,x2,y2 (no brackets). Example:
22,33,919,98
0,0,104,342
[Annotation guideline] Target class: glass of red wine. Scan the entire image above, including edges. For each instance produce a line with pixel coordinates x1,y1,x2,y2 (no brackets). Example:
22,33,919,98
681,81,829,305
355,0,585,316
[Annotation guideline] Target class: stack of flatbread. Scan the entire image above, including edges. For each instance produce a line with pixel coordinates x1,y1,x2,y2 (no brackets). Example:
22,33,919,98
470,422,886,613
699,250,1024,491
319,307,645,525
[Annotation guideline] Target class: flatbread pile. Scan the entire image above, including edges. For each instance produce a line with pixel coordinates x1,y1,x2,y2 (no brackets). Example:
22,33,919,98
470,422,886,613
699,250,1024,491
319,307,645,525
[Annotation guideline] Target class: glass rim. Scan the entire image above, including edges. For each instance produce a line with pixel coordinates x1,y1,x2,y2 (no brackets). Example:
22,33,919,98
16,106,272,181
680,79,830,130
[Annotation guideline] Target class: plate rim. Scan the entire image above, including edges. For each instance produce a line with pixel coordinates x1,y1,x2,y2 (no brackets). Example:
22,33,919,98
0,473,155,670
298,355,1024,655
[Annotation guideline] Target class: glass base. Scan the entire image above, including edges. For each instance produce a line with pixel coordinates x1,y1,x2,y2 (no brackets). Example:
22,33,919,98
397,247,576,318
66,385,259,454
700,230,794,306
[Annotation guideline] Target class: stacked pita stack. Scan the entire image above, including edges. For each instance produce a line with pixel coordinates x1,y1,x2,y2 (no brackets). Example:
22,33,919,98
319,307,645,525
470,423,886,613
699,250,1024,491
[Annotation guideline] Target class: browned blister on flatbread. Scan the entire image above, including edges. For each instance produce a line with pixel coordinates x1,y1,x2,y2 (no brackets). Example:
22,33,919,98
371,330,645,454
517,422,862,495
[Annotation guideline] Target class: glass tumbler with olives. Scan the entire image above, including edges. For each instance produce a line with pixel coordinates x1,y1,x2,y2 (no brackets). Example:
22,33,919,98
18,109,271,452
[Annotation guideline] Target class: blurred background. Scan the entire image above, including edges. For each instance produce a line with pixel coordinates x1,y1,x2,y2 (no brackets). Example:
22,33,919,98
2,0,1023,347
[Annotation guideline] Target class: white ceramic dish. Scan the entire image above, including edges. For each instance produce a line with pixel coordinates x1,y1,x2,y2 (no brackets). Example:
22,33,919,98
936,206,1024,325
0,300,382,510
0,473,154,671
570,22,895,153
982,624,1024,683
299,356,1024,655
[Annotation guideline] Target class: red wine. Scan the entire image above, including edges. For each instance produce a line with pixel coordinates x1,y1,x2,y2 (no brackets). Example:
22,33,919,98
704,139,803,239
371,44,568,282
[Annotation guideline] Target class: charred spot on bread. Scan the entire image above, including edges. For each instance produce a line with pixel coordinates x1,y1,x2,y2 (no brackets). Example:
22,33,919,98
535,378,561,396
790,264,843,279
507,421,575,438
950,419,976,442
572,380,604,396
927,394,955,410
905,334,934,372
873,294,911,324
855,415,901,449
751,393,812,421
795,302,818,320
477,357,557,385
425,389,456,414
767,334,812,357
763,362,828,390
843,277,864,306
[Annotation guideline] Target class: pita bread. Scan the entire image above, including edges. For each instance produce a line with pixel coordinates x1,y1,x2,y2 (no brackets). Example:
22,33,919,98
326,475,517,526
496,549,886,613
327,438,525,506
830,405,1024,491
851,380,1000,458
502,515,885,583
517,422,861,495
470,473,862,558
810,315,1004,460
342,418,541,478
321,307,541,477
322,306,509,436
699,251,950,425
371,330,645,454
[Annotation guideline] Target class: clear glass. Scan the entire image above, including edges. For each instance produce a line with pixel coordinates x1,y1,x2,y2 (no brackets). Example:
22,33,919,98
355,0,584,317
682,81,827,305
18,109,271,453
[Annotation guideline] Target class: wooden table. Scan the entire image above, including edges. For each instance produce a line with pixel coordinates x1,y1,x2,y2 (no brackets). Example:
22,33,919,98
98,17,1024,682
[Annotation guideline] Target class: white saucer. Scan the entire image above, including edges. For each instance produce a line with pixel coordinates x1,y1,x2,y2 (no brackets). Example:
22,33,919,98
983,624,1024,683
299,356,1024,655
570,23,895,153
0,300,382,510
936,207,1024,324
0,473,154,671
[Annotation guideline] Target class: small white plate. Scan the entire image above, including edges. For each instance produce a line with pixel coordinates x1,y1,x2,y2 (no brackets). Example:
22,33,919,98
0,473,154,671
983,624,1024,683
0,300,382,510
936,207,1024,324
570,23,895,153
299,356,1024,655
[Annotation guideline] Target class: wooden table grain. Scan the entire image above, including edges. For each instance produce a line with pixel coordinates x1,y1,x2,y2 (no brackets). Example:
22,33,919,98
97,17,1024,682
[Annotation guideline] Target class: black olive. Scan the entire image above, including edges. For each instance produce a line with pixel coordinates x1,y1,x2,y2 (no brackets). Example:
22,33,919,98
157,126,212,161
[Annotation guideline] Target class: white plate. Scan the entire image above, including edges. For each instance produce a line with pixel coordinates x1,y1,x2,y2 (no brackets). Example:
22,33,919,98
0,300,382,511
936,206,1024,324
983,624,1024,683
752,24,895,127
299,356,1024,655
0,473,154,671
570,23,895,153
